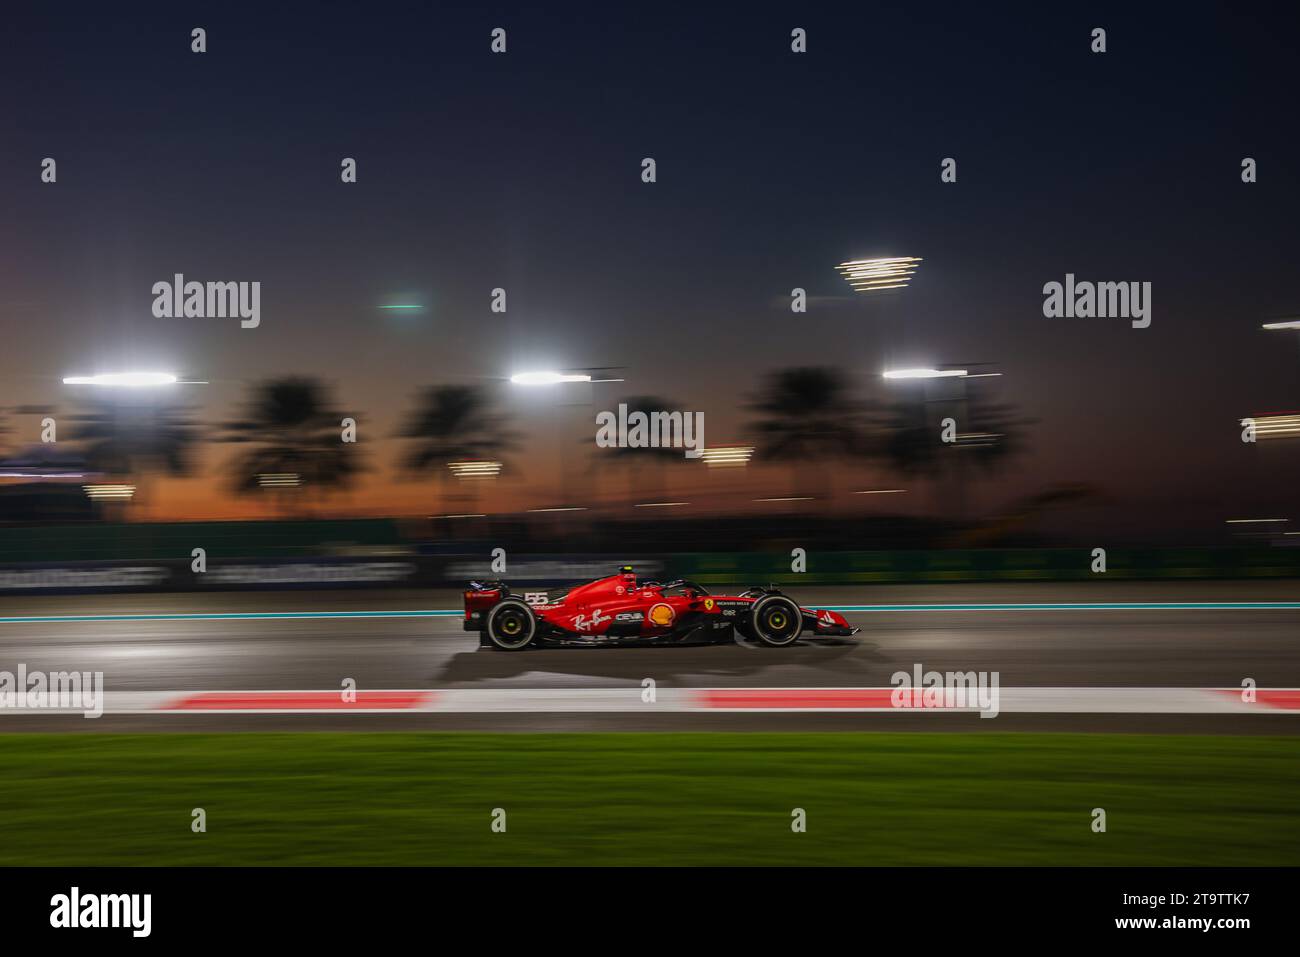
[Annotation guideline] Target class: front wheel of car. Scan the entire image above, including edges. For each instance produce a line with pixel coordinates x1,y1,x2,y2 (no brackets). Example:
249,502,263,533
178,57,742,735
484,599,538,651
749,594,803,647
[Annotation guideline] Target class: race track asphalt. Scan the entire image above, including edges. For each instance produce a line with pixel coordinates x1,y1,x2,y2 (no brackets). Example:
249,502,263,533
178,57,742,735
1,581,1297,732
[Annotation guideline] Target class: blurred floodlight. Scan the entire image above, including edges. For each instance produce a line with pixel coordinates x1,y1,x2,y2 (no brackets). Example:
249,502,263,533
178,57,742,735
754,496,814,502
448,460,503,481
510,371,593,386
955,431,1002,448
1225,518,1288,524
1,471,86,478
852,488,907,495
836,256,923,292
83,484,135,501
633,502,690,508
527,506,588,512
257,473,302,488
63,372,178,387
1249,414,1300,439
883,368,967,380
700,446,754,468
1262,318,1300,330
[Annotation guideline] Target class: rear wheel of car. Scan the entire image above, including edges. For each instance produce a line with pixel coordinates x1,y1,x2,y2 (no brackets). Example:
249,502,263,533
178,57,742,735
485,599,537,651
749,594,803,647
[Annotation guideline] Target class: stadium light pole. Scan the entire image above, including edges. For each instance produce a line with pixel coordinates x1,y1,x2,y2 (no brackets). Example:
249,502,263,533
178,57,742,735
59,371,197,520
880,366,992,520
1260,317,1300,394
507,371,605,509
506,367,626,509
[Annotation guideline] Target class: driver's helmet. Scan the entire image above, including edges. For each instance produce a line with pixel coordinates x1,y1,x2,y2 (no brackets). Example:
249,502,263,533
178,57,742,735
617,564,637,588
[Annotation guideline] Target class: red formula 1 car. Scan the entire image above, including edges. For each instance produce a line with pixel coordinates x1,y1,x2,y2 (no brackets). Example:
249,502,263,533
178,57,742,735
464,565,860,651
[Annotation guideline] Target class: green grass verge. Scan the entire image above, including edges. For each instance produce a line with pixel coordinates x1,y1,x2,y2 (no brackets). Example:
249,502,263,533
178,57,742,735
0,732,1296,865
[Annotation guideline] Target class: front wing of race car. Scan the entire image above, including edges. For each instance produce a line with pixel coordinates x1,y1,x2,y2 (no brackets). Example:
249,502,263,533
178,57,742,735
801,605,860,637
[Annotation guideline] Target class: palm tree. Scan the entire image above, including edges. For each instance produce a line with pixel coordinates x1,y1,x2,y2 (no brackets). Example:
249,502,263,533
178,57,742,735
599,395,686,506
68,399,201,516
882,394,1031,516
221,377,362,515
882,400,942,482
746,367,873,501
397,385,518,514
953,398,1029,472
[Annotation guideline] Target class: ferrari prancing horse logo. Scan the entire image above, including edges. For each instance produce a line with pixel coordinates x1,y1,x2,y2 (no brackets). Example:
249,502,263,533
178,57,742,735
703,598,714,610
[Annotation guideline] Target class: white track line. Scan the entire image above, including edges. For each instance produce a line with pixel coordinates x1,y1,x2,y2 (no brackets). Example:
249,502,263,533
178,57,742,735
1,687,1296,715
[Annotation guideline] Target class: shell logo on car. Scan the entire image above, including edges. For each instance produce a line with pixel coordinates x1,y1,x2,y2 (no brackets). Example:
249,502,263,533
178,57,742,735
648,603,675,626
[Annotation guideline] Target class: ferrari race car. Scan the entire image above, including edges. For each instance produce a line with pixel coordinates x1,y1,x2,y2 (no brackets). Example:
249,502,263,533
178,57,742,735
464,565,860,650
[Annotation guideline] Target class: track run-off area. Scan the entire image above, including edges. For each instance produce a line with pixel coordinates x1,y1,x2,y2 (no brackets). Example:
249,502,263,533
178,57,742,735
2,581,1298,730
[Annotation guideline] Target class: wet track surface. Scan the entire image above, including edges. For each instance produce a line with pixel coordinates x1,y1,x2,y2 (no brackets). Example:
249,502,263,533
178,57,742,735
2,582,1298,732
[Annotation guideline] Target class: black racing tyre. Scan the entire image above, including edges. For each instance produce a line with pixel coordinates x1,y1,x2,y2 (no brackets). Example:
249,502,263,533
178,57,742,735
749,594,803,647
484,598,538,651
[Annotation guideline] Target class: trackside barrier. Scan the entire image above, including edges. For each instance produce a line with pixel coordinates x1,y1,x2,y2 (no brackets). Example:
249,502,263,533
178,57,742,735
0,547,1297,594
664,548,1300,585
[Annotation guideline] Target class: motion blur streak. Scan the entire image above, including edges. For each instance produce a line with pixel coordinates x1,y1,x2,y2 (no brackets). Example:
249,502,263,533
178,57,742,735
4,597,1300,626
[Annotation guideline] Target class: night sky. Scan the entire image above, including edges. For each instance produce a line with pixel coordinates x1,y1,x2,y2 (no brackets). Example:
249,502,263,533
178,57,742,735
2,2,1297,536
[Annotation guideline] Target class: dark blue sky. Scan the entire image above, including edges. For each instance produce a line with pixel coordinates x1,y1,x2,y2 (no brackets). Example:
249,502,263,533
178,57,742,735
2,2,1297,528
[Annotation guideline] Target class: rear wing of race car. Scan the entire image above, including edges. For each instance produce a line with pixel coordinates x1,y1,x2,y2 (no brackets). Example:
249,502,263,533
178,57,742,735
464,581,509,630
